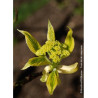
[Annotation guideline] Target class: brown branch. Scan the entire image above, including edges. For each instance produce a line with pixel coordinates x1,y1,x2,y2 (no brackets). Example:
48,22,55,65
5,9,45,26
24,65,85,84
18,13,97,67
14,71,42,88
13,71,42,98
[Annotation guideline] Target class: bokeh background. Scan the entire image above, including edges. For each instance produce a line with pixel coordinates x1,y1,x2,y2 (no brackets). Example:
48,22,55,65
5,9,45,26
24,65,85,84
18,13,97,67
13,0,84,98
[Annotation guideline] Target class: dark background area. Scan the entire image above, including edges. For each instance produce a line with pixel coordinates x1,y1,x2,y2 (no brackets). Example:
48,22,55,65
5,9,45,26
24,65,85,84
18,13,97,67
13,0,84,98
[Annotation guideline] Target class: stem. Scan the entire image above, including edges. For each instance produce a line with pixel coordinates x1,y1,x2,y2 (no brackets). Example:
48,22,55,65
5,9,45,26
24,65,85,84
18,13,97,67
45,55,52,64
14,71,42,98
14,71,42,88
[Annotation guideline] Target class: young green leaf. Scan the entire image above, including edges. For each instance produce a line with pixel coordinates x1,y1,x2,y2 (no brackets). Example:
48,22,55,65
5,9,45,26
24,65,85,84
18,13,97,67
47,20,55,41
40,65,52,82
40,72,49,82
17,29,41,54
46,69,60,95
57,62,78,74
22,56,51,70
64,27,75,53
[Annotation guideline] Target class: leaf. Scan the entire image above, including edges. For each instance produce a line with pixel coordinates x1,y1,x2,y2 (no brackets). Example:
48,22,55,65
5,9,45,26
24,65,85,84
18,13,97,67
46,69,60,95
47,20,55,41
35,44,47,56
17,29,41,54
40,72,49,82
22,56,51,70
57,62,78,74
40,65,52,82
64,27,75,52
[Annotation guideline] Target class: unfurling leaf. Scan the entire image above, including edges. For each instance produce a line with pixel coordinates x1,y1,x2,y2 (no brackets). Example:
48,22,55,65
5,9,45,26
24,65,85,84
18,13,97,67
46,69,60,95
47,20,55,41
40,65,52,82
65,27,75,53
40,72,49,82
57,62,78,74
17,29,41,54
22,56,51,70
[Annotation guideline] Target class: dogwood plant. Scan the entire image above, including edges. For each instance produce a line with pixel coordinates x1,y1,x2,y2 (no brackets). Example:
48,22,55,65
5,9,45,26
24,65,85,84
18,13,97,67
17,20,78,95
